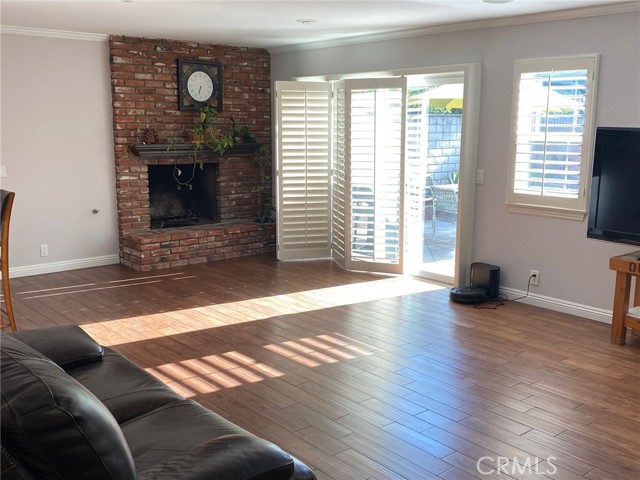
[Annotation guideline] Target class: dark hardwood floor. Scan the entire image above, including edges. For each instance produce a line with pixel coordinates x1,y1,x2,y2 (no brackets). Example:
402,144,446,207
6,254,640,479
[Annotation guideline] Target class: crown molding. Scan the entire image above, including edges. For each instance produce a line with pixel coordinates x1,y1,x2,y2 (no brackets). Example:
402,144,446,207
0,25,108,42
269,1,640,54
1,2,637,50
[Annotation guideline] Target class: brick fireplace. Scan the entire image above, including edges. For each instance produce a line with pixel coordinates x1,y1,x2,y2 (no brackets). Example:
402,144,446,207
110,36,275,271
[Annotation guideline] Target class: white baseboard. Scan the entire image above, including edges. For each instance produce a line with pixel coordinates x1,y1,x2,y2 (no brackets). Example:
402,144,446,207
500,287,612,324
5,256,614,325
9,255,120,279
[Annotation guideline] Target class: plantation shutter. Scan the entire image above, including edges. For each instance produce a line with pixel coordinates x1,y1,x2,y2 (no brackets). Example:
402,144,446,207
344,78,407,274
275,82,332,260
506,55,599,219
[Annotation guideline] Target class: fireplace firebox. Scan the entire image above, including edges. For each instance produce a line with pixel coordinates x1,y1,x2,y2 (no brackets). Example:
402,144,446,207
149,164,218,229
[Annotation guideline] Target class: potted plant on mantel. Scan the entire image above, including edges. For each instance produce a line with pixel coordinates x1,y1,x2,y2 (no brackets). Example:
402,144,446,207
186,105,237,154
171,107,234,190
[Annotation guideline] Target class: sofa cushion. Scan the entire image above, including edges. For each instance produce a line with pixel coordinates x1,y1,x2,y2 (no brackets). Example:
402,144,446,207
68,348,182,423
0,335,136,480
121,399,295,479
11,324,103,370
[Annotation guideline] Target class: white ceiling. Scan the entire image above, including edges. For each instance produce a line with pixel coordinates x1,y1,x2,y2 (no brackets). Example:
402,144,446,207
0,0,634,50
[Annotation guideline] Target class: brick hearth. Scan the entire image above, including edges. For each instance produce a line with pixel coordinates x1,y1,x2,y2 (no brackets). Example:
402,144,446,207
109,36,274,271
122,221,275,270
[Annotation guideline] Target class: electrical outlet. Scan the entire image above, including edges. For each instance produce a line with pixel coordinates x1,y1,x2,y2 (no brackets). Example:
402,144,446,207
40,244,49,257
530,269,540,286
476,169,485,184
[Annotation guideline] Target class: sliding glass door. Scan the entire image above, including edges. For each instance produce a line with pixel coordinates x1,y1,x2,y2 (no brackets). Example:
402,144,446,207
405,76,464,283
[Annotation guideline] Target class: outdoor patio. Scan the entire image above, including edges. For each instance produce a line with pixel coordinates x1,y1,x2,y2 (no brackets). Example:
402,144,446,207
422,215,457,278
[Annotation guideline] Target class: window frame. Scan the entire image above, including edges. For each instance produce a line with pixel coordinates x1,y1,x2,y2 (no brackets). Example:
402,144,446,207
506,54,600,220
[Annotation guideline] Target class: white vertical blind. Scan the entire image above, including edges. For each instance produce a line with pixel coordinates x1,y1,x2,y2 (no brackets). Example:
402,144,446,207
275,82,332,260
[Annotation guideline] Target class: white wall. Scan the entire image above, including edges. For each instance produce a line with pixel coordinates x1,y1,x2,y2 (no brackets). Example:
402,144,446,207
271,12,640,317
1,33,119,276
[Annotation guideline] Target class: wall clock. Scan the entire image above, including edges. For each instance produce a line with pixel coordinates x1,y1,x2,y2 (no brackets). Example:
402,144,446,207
178,60,223,111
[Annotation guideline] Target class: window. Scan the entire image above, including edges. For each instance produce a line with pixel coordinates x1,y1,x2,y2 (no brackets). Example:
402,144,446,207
506,55,599,220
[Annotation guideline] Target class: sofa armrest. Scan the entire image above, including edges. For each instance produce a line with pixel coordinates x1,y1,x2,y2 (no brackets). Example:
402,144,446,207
9,325,103,369
137,435,297,480
292,456,317,480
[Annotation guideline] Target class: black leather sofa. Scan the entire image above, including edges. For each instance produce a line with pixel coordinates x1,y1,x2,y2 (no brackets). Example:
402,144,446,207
1,325,316,480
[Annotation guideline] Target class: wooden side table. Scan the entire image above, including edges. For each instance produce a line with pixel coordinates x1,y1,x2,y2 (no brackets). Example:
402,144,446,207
609,250,640,344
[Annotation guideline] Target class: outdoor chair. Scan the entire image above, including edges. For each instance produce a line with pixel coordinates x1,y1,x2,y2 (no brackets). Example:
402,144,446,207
424,176,436,235
432,184,458,234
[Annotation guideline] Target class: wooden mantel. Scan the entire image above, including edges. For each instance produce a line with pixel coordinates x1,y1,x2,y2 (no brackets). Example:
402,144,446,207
130,142,260,158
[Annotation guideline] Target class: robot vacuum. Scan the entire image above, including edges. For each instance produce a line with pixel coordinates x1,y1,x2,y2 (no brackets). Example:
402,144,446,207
449,286,488,304
449,262,501,305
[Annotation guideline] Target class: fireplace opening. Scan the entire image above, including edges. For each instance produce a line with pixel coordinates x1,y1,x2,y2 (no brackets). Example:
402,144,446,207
149,163,218,229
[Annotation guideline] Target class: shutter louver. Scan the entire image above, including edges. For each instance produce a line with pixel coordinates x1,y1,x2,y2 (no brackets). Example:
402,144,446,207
332,83,347,267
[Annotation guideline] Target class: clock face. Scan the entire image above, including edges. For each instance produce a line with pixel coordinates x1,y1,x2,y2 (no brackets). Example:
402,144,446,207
178,60,222,111
187,71,214,102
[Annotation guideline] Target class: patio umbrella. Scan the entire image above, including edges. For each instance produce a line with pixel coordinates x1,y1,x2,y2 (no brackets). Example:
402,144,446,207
445,97,464,110
413,84,464,112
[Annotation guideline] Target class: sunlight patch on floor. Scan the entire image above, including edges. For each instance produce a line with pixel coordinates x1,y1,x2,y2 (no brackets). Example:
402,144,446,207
145,332,374,398
80,276,443,346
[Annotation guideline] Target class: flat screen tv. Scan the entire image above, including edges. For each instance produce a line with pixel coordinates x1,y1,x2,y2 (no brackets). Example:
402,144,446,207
587,127,640,246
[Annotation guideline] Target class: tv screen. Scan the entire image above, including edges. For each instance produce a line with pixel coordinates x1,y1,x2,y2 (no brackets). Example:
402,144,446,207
587,127,640,246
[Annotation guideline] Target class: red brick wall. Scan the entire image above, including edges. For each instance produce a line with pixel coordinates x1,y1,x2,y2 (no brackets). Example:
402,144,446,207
109,35,274,270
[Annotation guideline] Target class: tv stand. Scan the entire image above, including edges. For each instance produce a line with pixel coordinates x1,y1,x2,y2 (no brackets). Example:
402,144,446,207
609,250,640,344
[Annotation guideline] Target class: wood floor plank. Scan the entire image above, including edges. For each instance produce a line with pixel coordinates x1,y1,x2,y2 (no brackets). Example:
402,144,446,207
489,404,567,437
523,429,636,479
442,451,518,479
380,422,454,458
334,448,412,480
457,403,533,436
6,254,640,479
359,397,433,432
417,402,597,476
556,428,640,470
337,431,443,479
